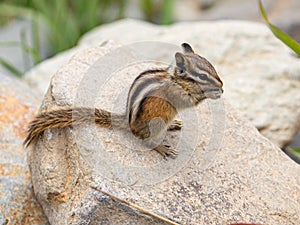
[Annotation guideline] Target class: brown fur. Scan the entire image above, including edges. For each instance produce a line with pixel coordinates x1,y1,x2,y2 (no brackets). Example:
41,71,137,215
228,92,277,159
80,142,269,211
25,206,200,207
23,107,123,147
139,96,176,123
129,94,176,140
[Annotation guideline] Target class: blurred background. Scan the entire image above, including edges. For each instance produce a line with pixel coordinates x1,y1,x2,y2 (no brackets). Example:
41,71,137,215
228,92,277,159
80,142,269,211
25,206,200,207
1,0,300,77
0,0,300,161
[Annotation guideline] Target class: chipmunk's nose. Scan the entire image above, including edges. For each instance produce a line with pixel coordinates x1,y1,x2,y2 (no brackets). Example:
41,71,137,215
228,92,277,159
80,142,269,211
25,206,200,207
214,74,223,87
216,82,223,94
219,80,223,88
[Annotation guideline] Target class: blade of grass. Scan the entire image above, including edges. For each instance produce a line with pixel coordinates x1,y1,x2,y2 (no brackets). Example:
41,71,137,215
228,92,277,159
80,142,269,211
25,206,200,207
117,0,127,19
75,0,100,31
53,0,79,51
20,28,41,65
0,3,40,21
30,12,41,58
258,0,300,56
30,0,51,18
98,0,115,24
20,29,31,71
141,0,154,22
0,41,20,47
160,0,174,25
0,58,23,78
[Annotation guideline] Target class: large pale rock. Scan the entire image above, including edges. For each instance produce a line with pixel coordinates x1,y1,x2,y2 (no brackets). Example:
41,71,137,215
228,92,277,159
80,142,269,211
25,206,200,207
28,42,300,225
24,19,300,148
0,74,48,224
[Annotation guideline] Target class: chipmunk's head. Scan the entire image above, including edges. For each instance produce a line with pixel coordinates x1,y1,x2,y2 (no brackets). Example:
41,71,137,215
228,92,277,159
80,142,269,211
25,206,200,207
174,43,223,104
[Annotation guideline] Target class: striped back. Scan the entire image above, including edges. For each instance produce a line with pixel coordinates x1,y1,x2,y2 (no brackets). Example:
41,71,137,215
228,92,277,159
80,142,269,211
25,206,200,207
126,69,169,124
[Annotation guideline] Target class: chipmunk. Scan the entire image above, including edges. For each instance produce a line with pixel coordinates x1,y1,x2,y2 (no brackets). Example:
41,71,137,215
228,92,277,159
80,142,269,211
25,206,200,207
24,43,223,158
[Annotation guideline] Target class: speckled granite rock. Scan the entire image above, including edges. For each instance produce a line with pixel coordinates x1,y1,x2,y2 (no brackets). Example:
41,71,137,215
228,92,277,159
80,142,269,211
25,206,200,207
0,74,48,224
0,211,8,225
24,19,300,148
28,42,300,225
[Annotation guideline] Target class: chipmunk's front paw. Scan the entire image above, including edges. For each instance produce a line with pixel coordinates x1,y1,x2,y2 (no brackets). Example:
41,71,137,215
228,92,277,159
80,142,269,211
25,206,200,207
154,144,178,159
167,120,182,131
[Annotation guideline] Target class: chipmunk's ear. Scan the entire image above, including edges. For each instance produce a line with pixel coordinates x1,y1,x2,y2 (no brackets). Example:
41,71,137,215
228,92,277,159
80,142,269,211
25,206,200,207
175,52,188,73
181,43,194,54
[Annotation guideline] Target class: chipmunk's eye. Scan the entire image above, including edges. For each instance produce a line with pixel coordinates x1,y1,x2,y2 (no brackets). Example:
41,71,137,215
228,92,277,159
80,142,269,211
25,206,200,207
198,73,208,80
178,68,185,74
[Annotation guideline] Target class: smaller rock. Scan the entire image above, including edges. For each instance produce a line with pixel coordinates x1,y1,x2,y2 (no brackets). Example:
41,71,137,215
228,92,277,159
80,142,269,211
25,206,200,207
0,73,48,224
0,211,8,225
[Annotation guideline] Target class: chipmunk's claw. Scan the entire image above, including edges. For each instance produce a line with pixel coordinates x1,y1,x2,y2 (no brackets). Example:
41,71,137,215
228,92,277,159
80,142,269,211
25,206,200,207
167,120,182,131
154,144,178,159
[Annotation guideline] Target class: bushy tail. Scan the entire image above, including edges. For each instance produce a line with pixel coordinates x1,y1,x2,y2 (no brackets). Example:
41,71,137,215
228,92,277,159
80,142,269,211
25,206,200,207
23,107,124,147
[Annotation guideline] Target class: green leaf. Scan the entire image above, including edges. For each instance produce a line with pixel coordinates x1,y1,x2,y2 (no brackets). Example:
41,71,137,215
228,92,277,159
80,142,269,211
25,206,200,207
0,58,23,78
258,0,300,56
30,13,41,58
286,147,300,161
289,147,300,154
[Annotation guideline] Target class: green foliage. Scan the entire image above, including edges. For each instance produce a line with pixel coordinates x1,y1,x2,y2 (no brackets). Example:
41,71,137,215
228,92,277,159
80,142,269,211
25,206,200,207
0,0,127,53
258,0,300,56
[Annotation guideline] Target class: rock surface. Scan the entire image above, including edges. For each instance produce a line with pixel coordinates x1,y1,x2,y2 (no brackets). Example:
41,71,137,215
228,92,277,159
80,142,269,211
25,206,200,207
24,19,300,148
0,74,48,224
28,42,300,225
